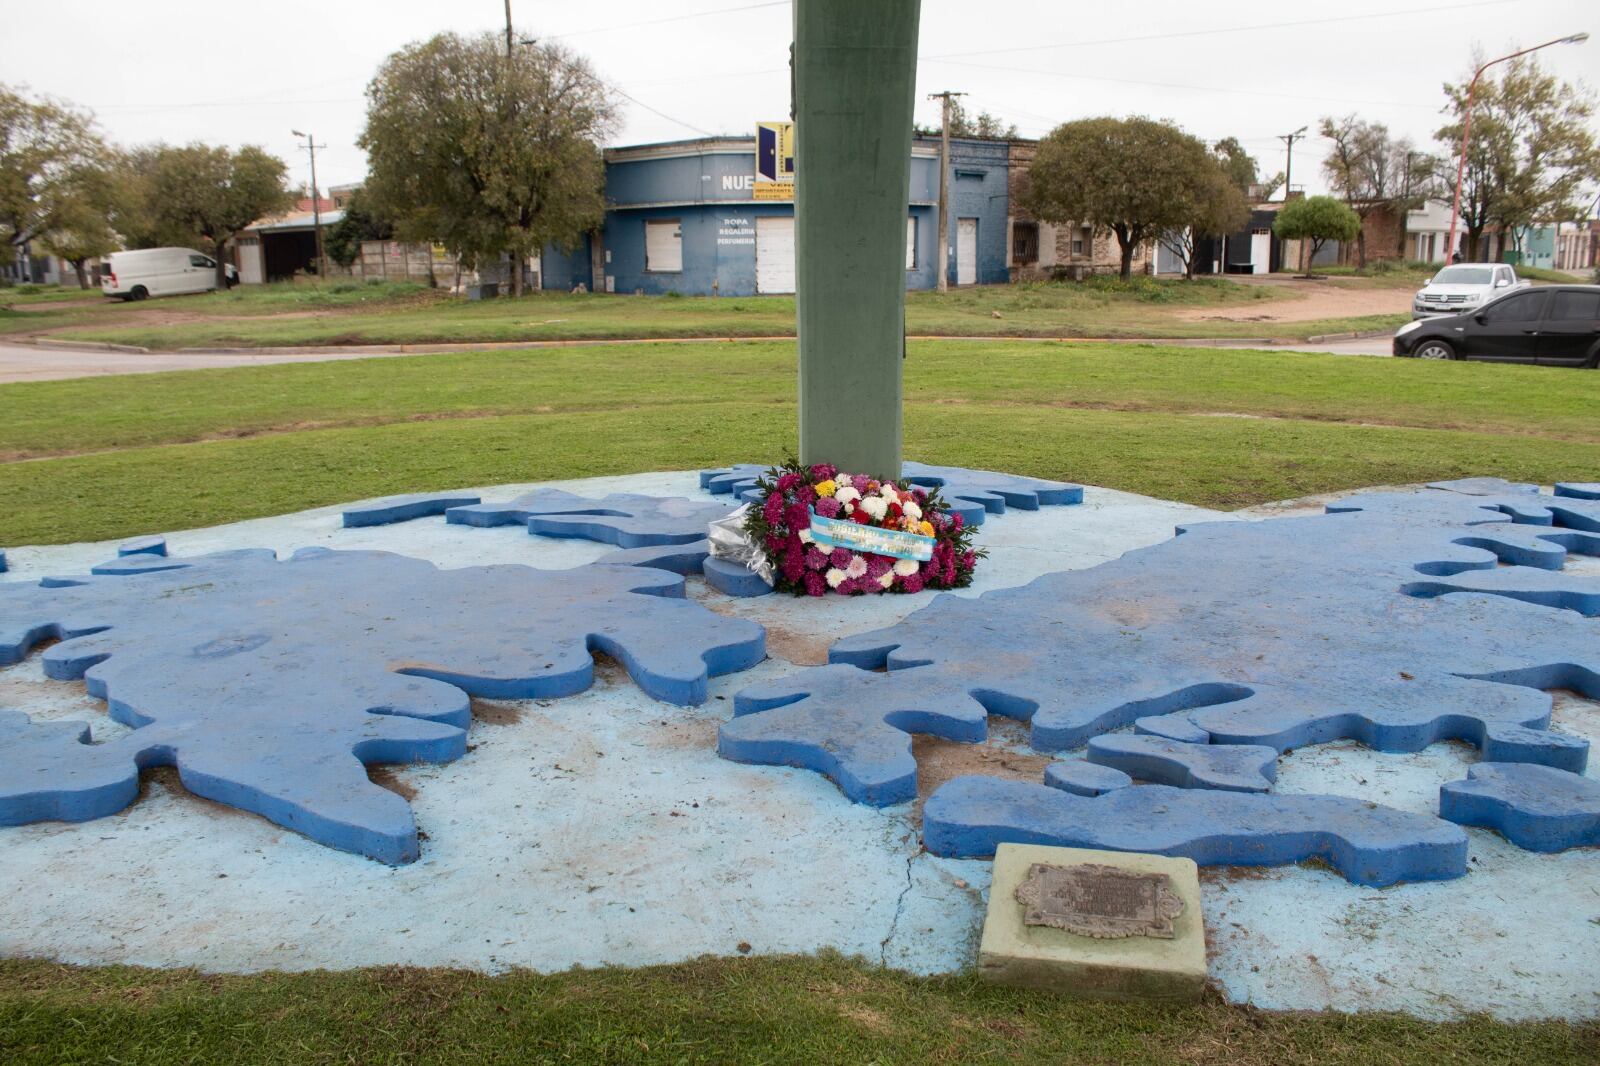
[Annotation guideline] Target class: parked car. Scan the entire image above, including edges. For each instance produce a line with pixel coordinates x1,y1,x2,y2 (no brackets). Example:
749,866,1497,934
1411,263,1527,318
1393,284,1600,367
101,247,238,301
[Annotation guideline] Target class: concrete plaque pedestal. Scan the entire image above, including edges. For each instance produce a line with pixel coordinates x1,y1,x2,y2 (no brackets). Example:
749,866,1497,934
978,843,1206,1002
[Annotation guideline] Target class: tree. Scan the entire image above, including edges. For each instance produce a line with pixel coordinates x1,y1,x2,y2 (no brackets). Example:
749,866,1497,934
1026,116,1219,280
1212,137,1282,200
323,188,392,268
914,98,1018,140
1157,168,1251,279
1319,115,1396,269
1436,54,1600,261
39,164,119,288
361,32,617,297
130,144,294,286
1272,195,1360,274
0,85,108,276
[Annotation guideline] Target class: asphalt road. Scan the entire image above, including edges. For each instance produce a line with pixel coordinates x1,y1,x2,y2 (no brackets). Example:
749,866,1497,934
0,333,1398,385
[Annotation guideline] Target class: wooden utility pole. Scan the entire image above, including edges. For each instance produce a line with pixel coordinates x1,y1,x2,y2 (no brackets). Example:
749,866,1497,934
504,0,514,58
928,90,964,293
1278,125,1307,274
794,0,921,479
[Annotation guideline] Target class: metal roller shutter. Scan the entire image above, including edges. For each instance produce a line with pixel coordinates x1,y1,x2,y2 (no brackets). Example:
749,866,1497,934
756,215,795,294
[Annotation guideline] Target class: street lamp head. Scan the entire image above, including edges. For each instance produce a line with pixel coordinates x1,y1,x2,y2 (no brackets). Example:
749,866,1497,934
1562,32,1589,44
291,129,306,138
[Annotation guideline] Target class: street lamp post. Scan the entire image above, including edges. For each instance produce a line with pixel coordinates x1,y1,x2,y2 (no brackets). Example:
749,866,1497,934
1445,32,1588,263
291,129,328,280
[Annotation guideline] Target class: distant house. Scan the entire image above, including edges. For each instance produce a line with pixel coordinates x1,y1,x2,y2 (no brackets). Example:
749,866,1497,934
232,196,341,283
1005,139,1152,280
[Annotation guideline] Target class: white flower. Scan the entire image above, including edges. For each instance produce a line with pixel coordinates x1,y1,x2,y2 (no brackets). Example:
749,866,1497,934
835,487,861,505
859,496,888,520
797,527,814,544
902,501,922,521
845,554,868,579
825,567,847,589
878,570,895,588
893,558,920,577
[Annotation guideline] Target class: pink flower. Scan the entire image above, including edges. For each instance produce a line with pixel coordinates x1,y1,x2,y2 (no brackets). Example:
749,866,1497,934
866,555,892,579
851,474,871,493
951,512,964,531
781,554,805,582
805,546,828,570
815,496,842,519
828,547,852,569
809,463,837,481
785,502,811,531
797,486,817,506
762,493,784,527
764,533,789,555
776,472,802,493
801,571,824,596
845,554,868,580
900,571,924,594
961,550,976,570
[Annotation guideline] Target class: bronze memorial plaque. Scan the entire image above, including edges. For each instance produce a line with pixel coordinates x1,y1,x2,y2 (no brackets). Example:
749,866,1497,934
1014,862,1184,940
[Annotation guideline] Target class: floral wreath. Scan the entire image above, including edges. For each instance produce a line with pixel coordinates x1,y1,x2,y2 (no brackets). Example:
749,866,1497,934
743,459,984,596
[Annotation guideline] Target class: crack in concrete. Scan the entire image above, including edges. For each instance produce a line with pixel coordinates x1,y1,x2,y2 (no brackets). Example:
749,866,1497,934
878,814,919,967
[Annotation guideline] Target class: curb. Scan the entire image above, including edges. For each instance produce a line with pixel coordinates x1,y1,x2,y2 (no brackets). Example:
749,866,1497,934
1302,329,1394,343
17,338,151,354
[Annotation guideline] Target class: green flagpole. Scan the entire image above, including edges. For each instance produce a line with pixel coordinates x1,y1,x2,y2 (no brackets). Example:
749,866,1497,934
793,0,921,481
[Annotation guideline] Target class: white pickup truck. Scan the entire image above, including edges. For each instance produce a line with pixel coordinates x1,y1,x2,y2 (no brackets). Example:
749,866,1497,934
1412,263,1529,318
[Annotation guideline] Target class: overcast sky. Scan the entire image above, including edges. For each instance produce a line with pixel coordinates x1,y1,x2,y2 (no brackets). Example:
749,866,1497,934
6,0,1596,198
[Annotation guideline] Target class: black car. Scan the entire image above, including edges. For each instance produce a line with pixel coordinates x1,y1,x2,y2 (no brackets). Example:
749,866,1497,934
1393,283,1600,367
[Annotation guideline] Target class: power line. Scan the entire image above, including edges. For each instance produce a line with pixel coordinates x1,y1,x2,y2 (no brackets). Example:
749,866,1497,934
613,87,715,137
920,0,1519,60
546,0,788,40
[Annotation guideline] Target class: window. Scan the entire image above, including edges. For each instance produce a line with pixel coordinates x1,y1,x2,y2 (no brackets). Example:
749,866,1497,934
906,217,917,270
189,254,214,268
644,219,682,272
1012,221,1039,265
1549,290,1600,322
1480,291,1548,323
1071,225,1092,257
1432,265,1493,285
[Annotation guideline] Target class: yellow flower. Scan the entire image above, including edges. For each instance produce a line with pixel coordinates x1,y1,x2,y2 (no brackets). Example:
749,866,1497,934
814,479,837,498
918,520,935,536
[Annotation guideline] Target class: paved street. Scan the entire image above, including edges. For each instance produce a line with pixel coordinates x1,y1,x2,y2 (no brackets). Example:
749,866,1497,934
0,341,433,383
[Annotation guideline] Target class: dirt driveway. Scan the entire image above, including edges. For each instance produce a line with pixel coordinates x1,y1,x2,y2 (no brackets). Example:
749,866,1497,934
1180,274,1412,324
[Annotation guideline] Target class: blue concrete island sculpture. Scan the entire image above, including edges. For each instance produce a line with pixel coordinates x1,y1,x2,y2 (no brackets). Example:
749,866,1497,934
0,548,764,864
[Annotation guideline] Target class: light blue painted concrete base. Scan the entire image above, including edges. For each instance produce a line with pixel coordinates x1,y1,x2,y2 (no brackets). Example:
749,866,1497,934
1440,762,1600,852
2,473,1598,1021
1087,734,1277,793
1043,759,1132,796
342,492,482,528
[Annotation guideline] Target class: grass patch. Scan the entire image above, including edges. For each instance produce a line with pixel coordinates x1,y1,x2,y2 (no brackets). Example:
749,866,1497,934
1,955,1593,1065
35,277,1405,349
0,283,104,306
2,341,1594,462
4,398,1598,545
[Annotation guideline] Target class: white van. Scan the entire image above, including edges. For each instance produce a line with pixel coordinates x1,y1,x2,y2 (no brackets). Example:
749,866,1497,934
101,247,237,300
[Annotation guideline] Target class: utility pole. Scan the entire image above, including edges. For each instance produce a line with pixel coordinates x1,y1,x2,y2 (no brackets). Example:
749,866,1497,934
928,90,964,293
1278,125,1307,274
291,129,327,281
504,0,514,59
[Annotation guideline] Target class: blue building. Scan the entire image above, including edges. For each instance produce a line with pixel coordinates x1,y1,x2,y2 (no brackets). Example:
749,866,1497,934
539,134,1013,296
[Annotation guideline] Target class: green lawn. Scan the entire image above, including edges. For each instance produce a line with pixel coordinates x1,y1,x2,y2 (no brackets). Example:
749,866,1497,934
22,276,1409,349
0,283,104,306
3,956,1594,1066
2,340,1596,545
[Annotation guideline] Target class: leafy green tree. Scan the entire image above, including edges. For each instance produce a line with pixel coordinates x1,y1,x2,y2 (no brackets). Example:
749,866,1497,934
1026,116,1219,280
361,32,617,297
39,164,119,288
133,144,294,286
1157,168,1251,279
323,188,392,268
0,85,108,275
1436,54,1600,261
1272,195,1360,274
1212,137,1282,200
